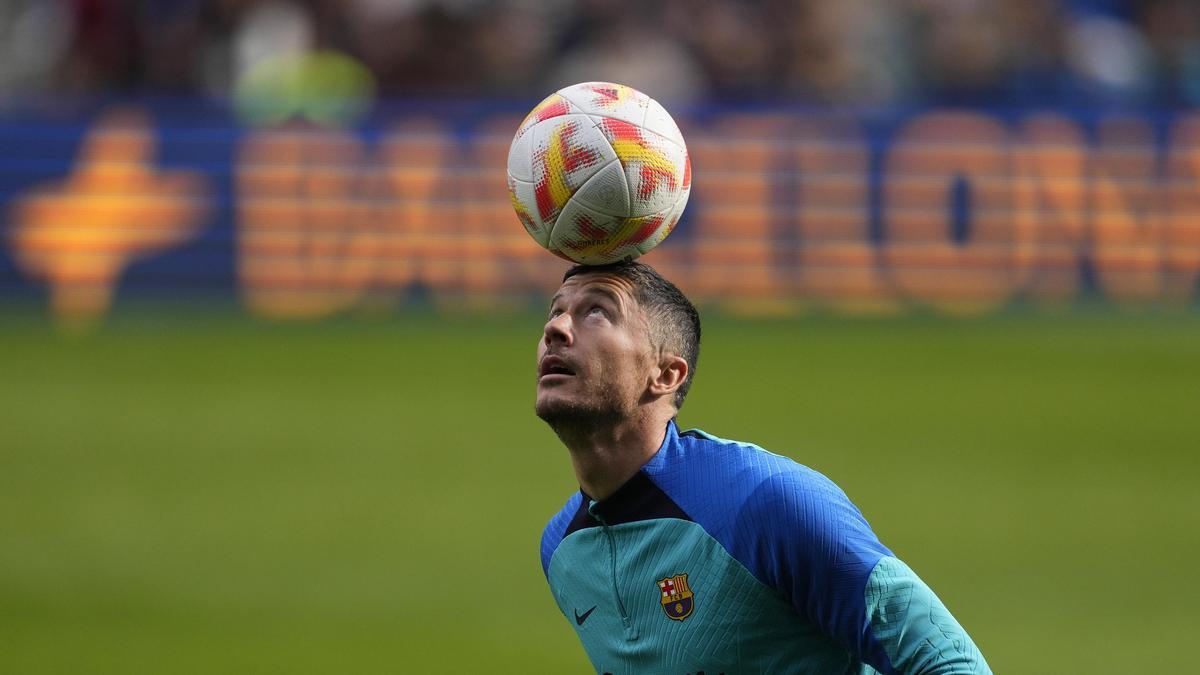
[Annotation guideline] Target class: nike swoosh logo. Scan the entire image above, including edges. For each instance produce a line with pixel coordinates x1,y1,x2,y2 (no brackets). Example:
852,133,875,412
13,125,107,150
574,606,597,625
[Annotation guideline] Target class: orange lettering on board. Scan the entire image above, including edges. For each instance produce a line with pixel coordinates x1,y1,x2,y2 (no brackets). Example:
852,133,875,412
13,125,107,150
7,108,209,330
1014,115,1089,305
237,126,384,319
1164,114,1200,303
376,119,455,292
684,115,786,309
882,112,1024,314
1090,118,1167,303
789,116,895,313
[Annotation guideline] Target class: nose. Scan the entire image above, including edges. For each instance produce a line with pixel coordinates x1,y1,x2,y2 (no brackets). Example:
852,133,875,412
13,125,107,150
543,312,573,347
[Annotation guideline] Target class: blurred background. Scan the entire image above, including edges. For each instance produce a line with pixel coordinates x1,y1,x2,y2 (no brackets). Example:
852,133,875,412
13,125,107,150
5,0,1200,106
1,0,1198,673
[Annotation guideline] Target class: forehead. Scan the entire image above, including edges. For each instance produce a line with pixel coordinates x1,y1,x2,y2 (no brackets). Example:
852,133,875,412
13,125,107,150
552,272,639,306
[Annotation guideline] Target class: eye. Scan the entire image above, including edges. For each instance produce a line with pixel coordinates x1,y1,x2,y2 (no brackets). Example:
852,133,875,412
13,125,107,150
548,307,564,319
588,305,607,317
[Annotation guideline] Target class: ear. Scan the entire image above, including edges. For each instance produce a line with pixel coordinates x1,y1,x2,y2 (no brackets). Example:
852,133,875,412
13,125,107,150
648,353,689,401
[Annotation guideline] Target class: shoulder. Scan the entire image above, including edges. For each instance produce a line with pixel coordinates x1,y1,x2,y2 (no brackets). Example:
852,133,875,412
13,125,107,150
649,425,890,581
656,426,850,527
539,491,583,578
651,425,899,666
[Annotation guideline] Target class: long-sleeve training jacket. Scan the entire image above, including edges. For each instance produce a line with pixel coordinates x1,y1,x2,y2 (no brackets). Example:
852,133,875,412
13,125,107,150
540,421,991,674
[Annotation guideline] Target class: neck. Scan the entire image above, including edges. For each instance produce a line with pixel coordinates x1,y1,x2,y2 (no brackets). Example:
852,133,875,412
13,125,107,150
553,408,673,501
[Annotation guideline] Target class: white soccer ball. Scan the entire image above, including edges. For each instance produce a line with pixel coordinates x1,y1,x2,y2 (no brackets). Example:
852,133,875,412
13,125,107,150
506,82,691,264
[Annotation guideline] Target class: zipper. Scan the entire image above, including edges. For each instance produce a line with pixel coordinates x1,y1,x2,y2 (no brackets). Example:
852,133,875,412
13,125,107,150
589,501,639,641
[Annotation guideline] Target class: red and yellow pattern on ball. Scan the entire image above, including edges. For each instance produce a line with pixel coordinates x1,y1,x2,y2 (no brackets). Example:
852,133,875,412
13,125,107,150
533,120,602,224
507,82,691,264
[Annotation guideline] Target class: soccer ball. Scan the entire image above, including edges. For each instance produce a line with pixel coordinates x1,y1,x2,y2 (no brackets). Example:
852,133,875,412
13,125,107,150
506,82,691,265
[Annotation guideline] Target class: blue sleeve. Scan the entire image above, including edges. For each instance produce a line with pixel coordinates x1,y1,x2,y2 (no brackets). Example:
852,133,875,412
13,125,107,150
863,557,992,674
539,492,581,577
646,427,989,672
733,468,897,671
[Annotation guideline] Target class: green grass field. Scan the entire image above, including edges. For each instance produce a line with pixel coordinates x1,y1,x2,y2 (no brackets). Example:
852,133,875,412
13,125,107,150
2,310,1198,673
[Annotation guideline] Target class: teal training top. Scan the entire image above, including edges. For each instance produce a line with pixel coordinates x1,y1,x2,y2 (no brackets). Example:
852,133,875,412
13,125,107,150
540,421,991,674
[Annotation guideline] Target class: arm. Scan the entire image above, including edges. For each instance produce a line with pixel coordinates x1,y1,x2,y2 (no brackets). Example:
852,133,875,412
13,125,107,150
737,469,990,674
863,556,991,675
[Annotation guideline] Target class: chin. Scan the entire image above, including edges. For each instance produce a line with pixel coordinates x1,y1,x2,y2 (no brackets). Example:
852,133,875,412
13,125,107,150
534,393,576,424
535,391,627,429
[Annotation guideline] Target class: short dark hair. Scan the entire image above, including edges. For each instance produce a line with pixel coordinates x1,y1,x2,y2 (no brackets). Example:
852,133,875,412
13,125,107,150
563,261,701,410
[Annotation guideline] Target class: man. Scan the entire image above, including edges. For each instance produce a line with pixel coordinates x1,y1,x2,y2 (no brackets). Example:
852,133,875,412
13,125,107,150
536,260,991,674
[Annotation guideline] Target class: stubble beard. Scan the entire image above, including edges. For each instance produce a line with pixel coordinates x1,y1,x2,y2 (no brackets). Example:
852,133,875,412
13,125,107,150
535,381,631,440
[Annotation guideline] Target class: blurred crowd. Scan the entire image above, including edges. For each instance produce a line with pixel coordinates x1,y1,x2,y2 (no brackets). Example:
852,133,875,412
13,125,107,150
2,0,1200,107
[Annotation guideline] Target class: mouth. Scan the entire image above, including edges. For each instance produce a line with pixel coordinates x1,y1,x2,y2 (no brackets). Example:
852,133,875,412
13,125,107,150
538,355,576,382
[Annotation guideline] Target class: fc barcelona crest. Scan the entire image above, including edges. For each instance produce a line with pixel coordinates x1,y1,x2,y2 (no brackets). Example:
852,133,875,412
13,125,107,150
656,573,695,621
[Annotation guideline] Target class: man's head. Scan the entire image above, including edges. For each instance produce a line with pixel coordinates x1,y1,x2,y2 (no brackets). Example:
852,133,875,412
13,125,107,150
535,261,701,429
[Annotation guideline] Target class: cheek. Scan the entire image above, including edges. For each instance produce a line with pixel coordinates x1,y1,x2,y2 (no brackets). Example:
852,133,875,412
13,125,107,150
608,343,652,386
